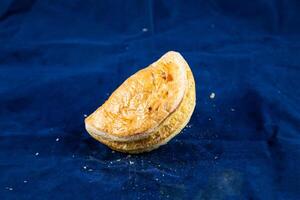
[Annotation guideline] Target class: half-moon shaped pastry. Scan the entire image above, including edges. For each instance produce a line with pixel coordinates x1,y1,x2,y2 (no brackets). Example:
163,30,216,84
85,51,196,153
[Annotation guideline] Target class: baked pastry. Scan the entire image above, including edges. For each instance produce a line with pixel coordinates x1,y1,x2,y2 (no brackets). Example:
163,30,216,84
85,51,196,153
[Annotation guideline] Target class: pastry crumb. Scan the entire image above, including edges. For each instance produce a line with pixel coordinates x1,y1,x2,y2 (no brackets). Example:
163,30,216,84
83,166,87,170
186,124,192,128
35,152,39,156
209,92,215,99
142,28,148,32
55,138,60,142
129,161,134,165
83,114,87,118
5,187,13,191
23,180,28,183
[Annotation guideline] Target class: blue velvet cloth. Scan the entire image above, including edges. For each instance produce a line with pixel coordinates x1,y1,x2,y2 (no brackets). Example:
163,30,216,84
1,0,300,199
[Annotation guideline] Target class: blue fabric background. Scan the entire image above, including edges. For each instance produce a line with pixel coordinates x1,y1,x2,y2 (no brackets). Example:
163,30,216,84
0,0,300,199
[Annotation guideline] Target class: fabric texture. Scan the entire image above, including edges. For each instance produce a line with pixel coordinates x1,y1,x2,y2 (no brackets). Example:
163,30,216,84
0,0,299,199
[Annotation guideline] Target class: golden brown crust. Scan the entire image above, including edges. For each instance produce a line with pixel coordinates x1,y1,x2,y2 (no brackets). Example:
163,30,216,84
86,61,196,153
85,51,188,140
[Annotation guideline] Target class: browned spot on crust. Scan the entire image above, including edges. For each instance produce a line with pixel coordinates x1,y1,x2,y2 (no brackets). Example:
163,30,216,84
167,74,173,82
